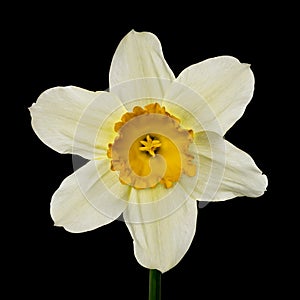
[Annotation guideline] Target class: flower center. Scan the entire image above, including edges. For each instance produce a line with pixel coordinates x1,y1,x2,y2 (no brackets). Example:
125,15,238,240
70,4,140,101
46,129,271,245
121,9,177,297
139,135,161,157
107,103,196,189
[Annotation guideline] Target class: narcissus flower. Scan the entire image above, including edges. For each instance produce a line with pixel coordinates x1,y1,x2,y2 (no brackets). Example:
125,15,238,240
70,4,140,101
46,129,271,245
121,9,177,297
30,30,267,273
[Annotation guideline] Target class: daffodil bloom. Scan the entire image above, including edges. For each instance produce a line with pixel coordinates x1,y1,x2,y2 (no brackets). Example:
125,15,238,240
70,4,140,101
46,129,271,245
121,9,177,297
30,30,267,273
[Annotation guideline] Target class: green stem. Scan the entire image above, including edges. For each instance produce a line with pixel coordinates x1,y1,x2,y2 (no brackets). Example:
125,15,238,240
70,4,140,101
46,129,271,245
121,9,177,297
148,269,161,300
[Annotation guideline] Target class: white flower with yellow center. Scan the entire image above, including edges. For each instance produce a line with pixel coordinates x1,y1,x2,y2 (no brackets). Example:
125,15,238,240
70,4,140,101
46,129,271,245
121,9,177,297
30,30,267,273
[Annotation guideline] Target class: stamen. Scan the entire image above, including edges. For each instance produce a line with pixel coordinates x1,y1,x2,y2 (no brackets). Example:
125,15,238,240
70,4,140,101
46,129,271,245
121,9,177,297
139,135,161,157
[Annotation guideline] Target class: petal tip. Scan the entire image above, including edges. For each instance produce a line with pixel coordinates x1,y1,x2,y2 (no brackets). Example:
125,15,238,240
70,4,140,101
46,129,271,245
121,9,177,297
127,29,141,38
28,104,34,112
130,29,137,34
251,173,268,198
262,173,268,191
126,29,156,40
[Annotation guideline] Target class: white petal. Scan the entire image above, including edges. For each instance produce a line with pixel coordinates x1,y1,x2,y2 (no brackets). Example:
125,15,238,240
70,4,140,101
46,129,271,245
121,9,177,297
163,83,223,135
109,78,173,111
110,30,175,86
174,56,254,134
109,30,174,103
30,86,125,159
124,194,197,273
51,159,129,233
124,177,198,223
191,131,268,201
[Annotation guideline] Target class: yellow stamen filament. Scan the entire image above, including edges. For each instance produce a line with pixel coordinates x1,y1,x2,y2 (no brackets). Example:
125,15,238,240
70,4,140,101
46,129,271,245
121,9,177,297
139,135,161,157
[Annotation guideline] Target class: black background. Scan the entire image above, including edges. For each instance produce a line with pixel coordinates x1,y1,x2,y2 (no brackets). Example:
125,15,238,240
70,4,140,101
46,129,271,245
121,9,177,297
10,3,289,299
